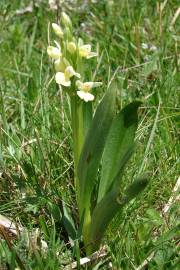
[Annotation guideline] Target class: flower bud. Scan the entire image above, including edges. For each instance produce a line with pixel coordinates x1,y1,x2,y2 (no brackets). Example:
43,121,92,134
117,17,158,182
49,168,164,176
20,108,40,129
52,23,64,38
61,12,72,28
67,42,76,54
54,57,70,72
54,58,66,72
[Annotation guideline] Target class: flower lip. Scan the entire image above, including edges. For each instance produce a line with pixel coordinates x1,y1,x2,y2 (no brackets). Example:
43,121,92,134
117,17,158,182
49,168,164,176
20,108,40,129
77,91,94,102
55,72,71,87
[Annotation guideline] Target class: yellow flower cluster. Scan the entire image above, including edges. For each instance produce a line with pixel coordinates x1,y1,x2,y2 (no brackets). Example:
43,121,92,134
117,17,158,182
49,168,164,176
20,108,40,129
47,12,102,102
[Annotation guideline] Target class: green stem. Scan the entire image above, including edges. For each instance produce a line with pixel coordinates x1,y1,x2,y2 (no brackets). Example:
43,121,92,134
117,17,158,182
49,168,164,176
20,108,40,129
70,95,84,204
70,94,93,255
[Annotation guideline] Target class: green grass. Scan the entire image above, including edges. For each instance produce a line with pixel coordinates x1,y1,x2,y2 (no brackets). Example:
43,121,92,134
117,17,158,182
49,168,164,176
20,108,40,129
0,0,179,269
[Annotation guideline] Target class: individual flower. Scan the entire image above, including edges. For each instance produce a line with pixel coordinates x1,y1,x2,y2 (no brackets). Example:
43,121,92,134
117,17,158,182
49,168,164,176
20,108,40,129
149,45,157,52
47,46,62,59
141,43,149,50
76,80,102,102
52,23,64,38
79,44,97,59
67,42,77,54
55,66,80,87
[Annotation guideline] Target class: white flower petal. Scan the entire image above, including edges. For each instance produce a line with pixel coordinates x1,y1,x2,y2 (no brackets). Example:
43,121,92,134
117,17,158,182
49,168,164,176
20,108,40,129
77,90,85,100
82,82,94,92
77,91,94,102
64,66,74,77
92,82,102,88
84,92,94,102
55,72,71,87
86,52,97,59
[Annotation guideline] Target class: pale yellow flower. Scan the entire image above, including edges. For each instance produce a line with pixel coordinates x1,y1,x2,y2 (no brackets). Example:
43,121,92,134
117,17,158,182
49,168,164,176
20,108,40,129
76,80,102,102
79,44,97,59
55,66,80,87
47,46,61,59
52,23,64,38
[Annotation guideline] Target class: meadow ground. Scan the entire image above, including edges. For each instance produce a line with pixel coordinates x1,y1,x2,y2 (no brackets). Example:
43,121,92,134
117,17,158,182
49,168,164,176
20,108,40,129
0,0,179,269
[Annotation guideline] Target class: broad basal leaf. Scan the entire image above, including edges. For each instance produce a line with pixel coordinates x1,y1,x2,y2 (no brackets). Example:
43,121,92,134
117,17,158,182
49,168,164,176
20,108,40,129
89,176,148,253
97,101,141,202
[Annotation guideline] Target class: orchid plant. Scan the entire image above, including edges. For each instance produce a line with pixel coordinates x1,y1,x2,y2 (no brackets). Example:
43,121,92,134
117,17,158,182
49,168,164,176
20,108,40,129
47,12,148,255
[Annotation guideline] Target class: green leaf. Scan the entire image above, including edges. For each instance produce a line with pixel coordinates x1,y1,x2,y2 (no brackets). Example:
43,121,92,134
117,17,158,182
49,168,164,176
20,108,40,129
120,176,149,204
98,101,141,202
89,176,149,253
62,202,76,241
77,86,116,217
